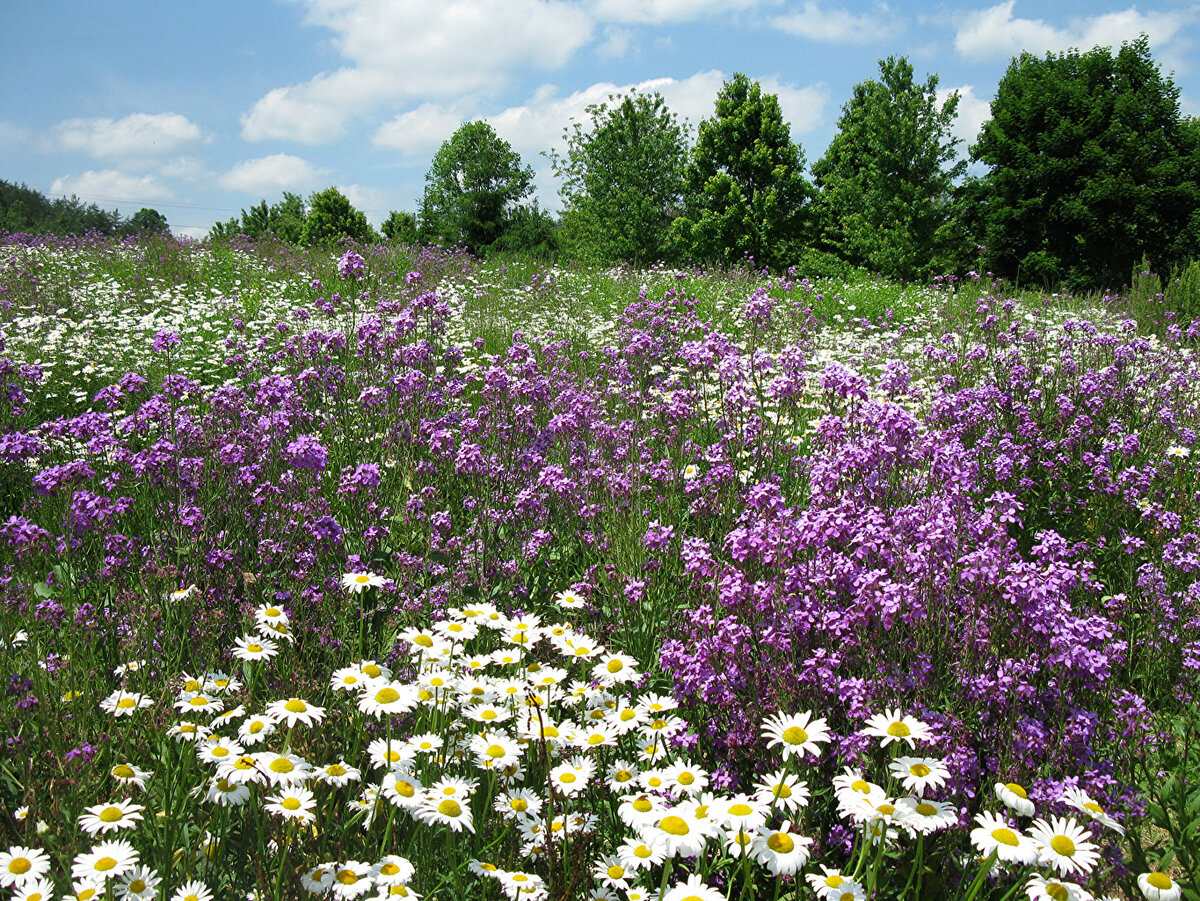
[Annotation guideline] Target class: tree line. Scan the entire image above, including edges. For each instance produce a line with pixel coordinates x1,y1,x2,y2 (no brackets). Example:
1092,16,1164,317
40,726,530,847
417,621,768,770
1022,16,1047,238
6,36,1199,291
0,181,170,238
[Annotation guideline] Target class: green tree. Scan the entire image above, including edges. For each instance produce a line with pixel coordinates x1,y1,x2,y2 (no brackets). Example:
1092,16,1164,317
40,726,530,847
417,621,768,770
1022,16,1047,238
419,121,533,255
549,90,688,266
971,35,1200,289
812,57,965,280
489,201,559,259
671,73,813,270
300,187,374,247
381,210,419,245
122,207,170,235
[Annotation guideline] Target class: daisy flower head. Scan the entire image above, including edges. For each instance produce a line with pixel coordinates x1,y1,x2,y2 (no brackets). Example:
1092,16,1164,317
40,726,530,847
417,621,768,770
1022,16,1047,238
662,874,723,901
372,855,415,886
172,879,215,901
895,796,959,834
617,793,666,830
254,604,289,627
358,680,418,718
592,653,639,686
862,708,933,748
78,798,145,835
1028,816,1101,877
970,811,1038,865
231,635,277,662
713,794,767,832
607,760,639,792
266,697,326,729
754,768,810,813
331,666,368,692
416,794,475,833
806,866,855,899
1061,786,1124,835
197,735,243,766
380,771,425,811
471,731,522,770
494,788,543,822
498,871,547,901
254,750,313,787
342,571,385,593
100,689,153,717
329,861,373,899
71,879,106,901
1138,871,1182,901
265,786,317,822
753,822,813,875
1166,444,1191,459
649,807,711,859
368,738,414,771
663,759,708,797
1025,873,1094,901
315,760,362,788
72,839,139,882
118,864,161,900
12,876,54,901
300,864,335,895
553,588,586,610
109,763,152,789
1,846,51,888
237,713,276,746
761,710,832,760
888,756,951,796
996,781,1036,816
205,776,252,806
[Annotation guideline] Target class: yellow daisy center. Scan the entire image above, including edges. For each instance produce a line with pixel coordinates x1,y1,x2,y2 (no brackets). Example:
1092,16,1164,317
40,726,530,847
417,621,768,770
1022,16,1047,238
915,802,938,816
183,679,202,691
381,863,399,875
1005,782,1028,799
607,865,625,879
270,758,294,773
824,875,845,888
375,687,401,704
1046,885,1069,901
1084,801,1104,814
510,798,528,811
282,798,301,810
8,858,31,875
678,772,695,785
774,783,793,799
782,726,808,744
246,644,262,653
355,575,371,584
338,870,360,885
129,880,147,893
438,799,462,817
558,772,576,783
486,744,506,758
1050,835,1075,857
362,664,381,677
1148,873,1174,890
614,770,633,782
117,698,136,709
394,780,415,797
767,832,795,854
633,797,653,813
910,763,931,777
660,815,689,835
607,659,624,672
284,699,307,712
991,828,1019,846
887,721,911,737
327,764,347,776
729,803,754,816
99,806,124,822
850,779,871,793
112,765,135,779
94,856,118,871
414,635,433,647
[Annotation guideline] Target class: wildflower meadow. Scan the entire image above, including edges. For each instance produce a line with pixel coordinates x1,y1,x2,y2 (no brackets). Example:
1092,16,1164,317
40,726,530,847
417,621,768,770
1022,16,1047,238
1,232,1197,901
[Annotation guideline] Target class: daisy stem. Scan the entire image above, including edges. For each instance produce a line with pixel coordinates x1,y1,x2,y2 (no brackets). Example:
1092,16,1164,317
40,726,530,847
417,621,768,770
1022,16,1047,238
659,858,674,898
958,850,997,901
993,866,1035,901
901,833,924,900
273,821,291,900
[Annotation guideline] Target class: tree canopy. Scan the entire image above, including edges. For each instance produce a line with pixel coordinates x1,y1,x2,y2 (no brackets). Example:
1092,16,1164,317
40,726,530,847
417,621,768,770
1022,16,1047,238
550,90,688,266
970,35,1200,289
300,187,375,247
419,121,534,255
813,57,965,280
671,73,813,270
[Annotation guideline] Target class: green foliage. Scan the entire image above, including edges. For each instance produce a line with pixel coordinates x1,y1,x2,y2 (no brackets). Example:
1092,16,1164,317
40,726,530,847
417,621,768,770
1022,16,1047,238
550,90,688,266
813,57,965,281
419,121,534,255
488,201,559,259
300,187,374,247
381,210,419,245
121,207,170,235
971,35,1200,291
671,73,813,270
0,180,124,235
208,192,308,243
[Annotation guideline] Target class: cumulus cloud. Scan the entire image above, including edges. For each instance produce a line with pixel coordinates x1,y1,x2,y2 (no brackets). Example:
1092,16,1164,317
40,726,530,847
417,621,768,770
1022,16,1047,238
339,183,387,224
219,154,329,194
955,1,1196,61
0,121,32,148
938,85,993,149
50,169,175,203
596,25,635,58
772,2,895,43
373,103,469,156
590,0,758,24
51,113,205,161
240,0,594,143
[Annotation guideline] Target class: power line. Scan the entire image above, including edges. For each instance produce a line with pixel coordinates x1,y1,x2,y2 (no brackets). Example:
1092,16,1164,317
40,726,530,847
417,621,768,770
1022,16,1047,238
53,192,395,215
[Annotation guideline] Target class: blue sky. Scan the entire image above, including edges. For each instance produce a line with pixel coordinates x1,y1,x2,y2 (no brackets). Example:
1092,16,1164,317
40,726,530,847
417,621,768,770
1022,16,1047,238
3,0,1198,237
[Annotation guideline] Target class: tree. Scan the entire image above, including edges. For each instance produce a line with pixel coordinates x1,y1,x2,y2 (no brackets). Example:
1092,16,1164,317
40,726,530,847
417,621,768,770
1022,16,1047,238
300,187,374,246
971,35,1200,289
550,90,688,266
671,74,813,270
381,211,419,245
122,207,170,235
489,201,559,259
419,121,534,255
812,57,965,280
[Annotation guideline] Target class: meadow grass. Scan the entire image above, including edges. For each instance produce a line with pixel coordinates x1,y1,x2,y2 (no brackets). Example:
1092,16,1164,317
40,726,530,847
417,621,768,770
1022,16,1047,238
0,235,1196,901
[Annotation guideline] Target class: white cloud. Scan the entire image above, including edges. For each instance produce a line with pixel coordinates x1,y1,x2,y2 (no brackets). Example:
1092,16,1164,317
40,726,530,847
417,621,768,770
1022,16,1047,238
175,226,210,240
955,1,1196,61
50,169,175,203
0,121,32,148
772,2,895,43
597,25,634,58
373,103,468,156
339,183,387,224
219,154,330,194
51,113,205,161
590,0,758,24
240,0,594,143
938,85,992,149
